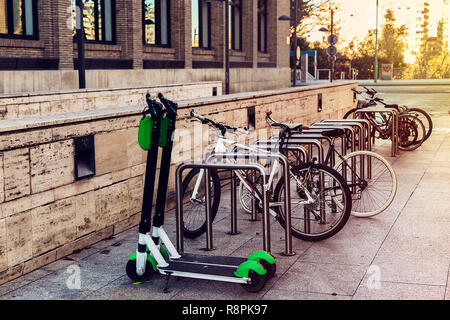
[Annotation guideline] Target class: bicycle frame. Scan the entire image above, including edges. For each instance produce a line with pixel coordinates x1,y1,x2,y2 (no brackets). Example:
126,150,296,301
188,132,316,217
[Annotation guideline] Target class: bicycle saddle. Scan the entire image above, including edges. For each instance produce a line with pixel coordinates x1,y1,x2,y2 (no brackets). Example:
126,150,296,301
321,129,345,138
271,122,303,131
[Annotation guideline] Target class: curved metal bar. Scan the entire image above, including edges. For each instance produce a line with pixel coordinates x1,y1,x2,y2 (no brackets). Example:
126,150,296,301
175,161,268,253
206,152,295,257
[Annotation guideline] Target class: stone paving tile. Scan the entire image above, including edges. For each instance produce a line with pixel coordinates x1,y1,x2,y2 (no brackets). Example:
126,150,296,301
270,261,368,296
299,217,393,266
82,275,181,300
370,235,450,286
353,281,446,300
0,268,52,296
0,107,449,301
170,278,270,300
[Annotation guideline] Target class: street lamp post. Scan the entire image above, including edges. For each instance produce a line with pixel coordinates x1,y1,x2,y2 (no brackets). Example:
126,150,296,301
279,0,298,87
292,0,298,87
75,0,86,89
206,0,230,94
374,0,379,83
330,9,334,83
319,11,337,84
224,0,230,94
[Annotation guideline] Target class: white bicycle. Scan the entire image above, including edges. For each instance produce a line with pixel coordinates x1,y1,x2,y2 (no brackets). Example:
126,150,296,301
180,110,352,242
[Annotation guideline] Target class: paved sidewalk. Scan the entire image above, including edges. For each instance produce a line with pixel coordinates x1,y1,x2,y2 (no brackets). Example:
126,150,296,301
0,111,449,301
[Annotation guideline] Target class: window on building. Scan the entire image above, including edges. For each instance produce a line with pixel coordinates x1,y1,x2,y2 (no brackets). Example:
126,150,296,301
72,0,115,43
192,0,210,48
257,0,267,52
143,0,170,46
0,0,37,38
229,0,241,50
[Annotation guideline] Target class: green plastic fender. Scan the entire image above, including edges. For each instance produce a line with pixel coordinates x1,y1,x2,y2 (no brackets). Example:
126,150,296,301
159,116,170,147
247,251,276,265
138,116,154,151
159,246,170,261
235,260,267,278
128,252,158,271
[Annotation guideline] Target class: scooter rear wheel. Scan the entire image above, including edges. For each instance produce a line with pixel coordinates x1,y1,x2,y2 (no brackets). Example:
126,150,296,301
240,270,267,293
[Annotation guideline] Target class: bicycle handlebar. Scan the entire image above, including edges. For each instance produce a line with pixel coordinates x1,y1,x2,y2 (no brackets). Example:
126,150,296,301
190,109,249,136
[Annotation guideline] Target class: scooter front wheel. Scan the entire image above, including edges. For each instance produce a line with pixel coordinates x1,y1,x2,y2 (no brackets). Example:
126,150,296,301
126,258,154,283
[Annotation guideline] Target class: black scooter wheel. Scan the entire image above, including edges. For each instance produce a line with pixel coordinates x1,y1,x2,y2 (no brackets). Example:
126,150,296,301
259,260,276,279
241,270,267,293
126,259,154,283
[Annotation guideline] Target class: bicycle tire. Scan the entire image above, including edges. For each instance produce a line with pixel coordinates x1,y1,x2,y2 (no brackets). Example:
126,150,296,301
406,108,432,142
238,170,264,214
398,114,424,151
181,168,221,239
343,108,358,119
333,150,397,217
273,163,352,241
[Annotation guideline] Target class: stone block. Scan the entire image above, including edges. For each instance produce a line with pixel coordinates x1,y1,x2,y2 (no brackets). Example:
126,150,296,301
6,212,33,267
3,148,30,201
95,130,129,175
0,219,6,272
0,129,53,150
0,190,54,219
75,191,97,238
31,198,77,256
30,140,75,194
0,154,3,203
95,181,130,230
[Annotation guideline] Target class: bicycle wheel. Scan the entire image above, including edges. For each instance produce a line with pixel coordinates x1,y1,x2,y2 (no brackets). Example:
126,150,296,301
273,163,352,241
181,168,221,239
343,108,358,119
398,114,424,151
405,108,432,142
238,170,264,214
333,150,397,217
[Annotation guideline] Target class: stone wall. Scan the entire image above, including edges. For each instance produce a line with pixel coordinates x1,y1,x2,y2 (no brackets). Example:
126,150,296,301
0,81,223,120
0,81,358,284
0,67,290,96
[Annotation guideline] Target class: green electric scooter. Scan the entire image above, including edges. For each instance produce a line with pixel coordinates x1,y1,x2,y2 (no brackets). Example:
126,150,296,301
126,93,276,292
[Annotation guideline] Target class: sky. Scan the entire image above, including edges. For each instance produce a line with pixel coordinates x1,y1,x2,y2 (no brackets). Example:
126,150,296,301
306,0,447,62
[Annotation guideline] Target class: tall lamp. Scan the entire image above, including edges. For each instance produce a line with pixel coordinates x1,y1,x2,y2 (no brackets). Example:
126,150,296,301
75,0,86,89
205,0,230,94
279,0,298,87
374,0,379,83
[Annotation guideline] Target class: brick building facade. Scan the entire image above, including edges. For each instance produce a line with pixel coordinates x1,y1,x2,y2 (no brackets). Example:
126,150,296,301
0,0,291,94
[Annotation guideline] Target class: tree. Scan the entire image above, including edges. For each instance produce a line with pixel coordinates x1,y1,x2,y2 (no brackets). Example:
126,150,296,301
287,0,340,39
348,30,377,79
378,9,408,69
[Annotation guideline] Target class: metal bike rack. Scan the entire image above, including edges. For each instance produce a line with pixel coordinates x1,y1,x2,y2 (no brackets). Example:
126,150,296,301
308,124,359,193
250,140,309,166
320,119,373,182
175,161,270,254
321,119,372,152
206,151,295,257
354,107,399,157
320,121,365,151
260,137,325,164
310,124,357,154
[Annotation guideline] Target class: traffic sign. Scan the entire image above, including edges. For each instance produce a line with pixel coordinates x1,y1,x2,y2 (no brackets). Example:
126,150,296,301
326,45,337,56
328,34,338,45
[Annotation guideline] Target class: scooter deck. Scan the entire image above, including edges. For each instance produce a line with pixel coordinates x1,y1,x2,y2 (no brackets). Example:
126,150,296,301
158,253,248,281
176,253,247,266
